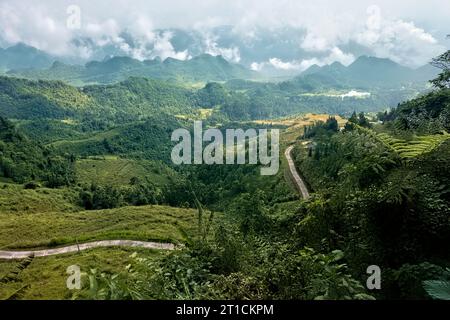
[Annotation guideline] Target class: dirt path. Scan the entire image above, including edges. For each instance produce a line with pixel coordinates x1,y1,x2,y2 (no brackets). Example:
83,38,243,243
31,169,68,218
285,145,310,199
0,240,176,260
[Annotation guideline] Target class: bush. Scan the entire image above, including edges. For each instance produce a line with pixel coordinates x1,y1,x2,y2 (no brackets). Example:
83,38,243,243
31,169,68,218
23,181,40,189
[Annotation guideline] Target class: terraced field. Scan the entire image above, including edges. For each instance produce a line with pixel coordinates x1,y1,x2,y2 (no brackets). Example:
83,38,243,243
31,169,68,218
356,125,450,160
377,132,450,159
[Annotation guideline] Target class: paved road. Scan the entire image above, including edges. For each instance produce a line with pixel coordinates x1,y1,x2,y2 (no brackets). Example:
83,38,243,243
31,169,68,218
0,147,307,260
285,145,310,199
0,240,176,260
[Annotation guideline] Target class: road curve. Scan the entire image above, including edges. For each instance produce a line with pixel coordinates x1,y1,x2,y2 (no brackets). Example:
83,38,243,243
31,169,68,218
285,145,310,199
0,240,176,260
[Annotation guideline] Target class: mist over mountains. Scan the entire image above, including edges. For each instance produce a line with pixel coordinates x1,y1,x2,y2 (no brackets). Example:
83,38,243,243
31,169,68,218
1,41,439,90
1,21,447,76
5,50,258,85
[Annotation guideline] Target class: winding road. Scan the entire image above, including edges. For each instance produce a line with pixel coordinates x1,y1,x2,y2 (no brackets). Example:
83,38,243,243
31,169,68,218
0,240,176,260
285,145,310,199
1,146,308,261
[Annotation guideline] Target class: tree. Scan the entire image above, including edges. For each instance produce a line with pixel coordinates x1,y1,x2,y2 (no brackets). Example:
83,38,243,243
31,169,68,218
325,117,339,132
348,112,358,124
430,49,450,89
358,112,371,128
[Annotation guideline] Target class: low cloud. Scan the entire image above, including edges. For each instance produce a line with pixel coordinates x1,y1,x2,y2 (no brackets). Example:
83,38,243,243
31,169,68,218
203,33,241,63
152,32,191,61
354,5,444,67
0,1,447,67
255,47,355,73
0,2,71,55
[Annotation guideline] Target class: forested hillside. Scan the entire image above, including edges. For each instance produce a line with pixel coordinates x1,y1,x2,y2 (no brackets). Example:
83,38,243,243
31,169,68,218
8,54,259,85
0,76,198,121
288,54,450,299
0,73,424,134
0,116,75,185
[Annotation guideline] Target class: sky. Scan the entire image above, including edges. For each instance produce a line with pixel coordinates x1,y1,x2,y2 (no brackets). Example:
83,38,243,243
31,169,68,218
0,0,449,70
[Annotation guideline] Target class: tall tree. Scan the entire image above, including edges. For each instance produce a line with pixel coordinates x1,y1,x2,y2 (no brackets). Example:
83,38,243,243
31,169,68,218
430,40,450,89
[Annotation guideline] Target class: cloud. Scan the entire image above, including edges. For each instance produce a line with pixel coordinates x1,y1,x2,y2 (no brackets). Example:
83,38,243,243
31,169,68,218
0,4,190,61
354,5,444,66
77,16,191,61
0,2,71,55
326,47,355,66
250,62,264,71
0,0,447,67
301,34,331,52
152,32,191,61
268,58,304,71
257,47,355,73
203,33,241,63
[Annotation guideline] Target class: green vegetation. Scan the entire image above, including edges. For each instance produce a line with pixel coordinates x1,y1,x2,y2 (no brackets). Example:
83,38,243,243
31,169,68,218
0,116,76,185
0,184,80,214
0,248,164,300
75,157,175,187
285,60,450,299
0,49,448,301
0,205,198,249
52,115,184,162
9,54,259,86
375,132,450,160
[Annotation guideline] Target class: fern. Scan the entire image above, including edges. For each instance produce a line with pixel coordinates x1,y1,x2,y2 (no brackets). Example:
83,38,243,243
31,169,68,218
423,280,450,300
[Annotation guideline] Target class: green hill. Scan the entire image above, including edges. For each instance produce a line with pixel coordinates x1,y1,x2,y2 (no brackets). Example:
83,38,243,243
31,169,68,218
75,157,177,187
0,76,197,121
0,43,54,71
8,54,259,85
52,114,184,162
296,56,439,90
0,116,75,185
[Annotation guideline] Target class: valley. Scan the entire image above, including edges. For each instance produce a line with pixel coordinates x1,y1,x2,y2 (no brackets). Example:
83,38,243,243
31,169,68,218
0,38,449,301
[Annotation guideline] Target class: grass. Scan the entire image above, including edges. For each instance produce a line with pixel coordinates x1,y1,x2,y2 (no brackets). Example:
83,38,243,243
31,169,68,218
0,184,80,214
254,113,347,144
176,108,214,121
0,182,203,300
0,205,198,250
75,157,176,186
48,125,123,148
0,247,164,300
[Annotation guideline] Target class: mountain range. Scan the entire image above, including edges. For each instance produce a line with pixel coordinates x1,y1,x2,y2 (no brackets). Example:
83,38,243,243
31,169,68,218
295,56,439,89
0,43,54,71
5,51,259,85
0,43,439,90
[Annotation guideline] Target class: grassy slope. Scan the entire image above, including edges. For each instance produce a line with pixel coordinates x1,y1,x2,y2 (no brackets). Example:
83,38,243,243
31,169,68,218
48,126,123,149
0,205,197,249
0,184,80,214
0,247,164,300
75,156,176,186
0,180,197,300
